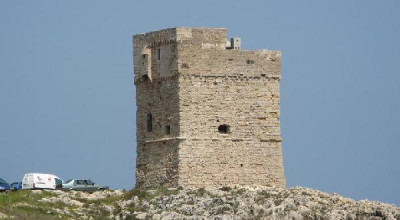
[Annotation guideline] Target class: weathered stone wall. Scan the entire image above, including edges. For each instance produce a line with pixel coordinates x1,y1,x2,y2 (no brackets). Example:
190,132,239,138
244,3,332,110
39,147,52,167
134,30,180,188
177,76,285,188
134,77,180,187
134,27,285,188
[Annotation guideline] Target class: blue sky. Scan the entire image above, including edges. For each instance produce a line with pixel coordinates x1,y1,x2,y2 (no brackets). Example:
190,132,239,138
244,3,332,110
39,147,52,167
1,1,399,205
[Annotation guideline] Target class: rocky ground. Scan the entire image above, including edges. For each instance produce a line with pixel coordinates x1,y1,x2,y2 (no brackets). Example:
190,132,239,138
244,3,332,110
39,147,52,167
0,186,399,220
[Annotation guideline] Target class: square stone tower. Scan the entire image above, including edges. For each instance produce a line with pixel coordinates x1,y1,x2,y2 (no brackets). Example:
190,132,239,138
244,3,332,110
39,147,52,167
133,27,285,188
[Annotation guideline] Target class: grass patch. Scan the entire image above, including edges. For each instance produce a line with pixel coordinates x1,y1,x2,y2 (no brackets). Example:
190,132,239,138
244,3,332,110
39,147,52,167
154,187,179,197
301,191,313,196
123,187,179,214
232,188,246,196
215,205,232,215
196,188,206,197
0,190,54,205
187,187,208,197
0,190,89,219
124,187,179,200
124,188,151,200
255,190,274,204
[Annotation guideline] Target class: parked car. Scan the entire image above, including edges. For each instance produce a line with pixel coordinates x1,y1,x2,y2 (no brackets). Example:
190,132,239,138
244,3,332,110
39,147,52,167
22,173,63,190
10,181,22,191
62,179,108,192
0,178,10,191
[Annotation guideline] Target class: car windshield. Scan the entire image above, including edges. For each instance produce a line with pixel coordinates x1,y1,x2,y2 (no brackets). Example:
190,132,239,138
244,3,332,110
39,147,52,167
65,179,72,184
55,178,62,185
0,178,6,184
85,180,94,185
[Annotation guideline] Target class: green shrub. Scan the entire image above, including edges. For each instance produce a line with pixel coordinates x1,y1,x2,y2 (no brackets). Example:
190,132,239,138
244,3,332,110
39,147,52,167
124,188,150,200
220,186,232,192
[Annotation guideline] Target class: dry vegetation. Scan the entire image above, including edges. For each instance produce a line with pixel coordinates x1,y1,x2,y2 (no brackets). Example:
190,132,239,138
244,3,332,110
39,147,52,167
0,187,399,220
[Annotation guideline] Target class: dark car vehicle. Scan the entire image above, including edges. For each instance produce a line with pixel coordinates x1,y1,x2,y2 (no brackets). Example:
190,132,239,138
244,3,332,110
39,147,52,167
0,178,10,191
10,182,22,191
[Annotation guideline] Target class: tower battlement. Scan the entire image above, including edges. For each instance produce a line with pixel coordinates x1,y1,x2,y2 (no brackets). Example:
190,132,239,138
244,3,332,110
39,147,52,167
133,27,285,188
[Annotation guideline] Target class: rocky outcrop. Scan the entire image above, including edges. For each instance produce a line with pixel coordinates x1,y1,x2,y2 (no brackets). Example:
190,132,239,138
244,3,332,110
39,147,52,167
0,186,399,220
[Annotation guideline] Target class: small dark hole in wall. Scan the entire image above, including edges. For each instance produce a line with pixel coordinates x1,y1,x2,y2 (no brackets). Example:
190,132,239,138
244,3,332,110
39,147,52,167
142,74,149,80
260,74,266,77
142,54,146,59
240,164,243,167
181,63,190,69
165,125,171,135
218,124,230,133
246,59,255,65
216,119,220,122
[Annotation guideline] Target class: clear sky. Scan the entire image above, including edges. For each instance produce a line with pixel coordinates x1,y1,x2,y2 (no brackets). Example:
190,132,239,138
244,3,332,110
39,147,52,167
1,0,399,205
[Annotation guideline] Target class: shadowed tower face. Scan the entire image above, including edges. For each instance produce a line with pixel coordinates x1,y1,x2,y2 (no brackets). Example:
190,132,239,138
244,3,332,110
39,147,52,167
133,27,286,188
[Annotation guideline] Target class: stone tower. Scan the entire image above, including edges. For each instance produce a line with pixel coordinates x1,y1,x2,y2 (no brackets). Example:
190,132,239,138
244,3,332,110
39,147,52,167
133,27,285,188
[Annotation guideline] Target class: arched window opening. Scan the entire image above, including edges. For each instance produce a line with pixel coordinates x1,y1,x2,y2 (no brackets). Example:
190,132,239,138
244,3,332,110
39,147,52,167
147,113,153,132
218,124,230,134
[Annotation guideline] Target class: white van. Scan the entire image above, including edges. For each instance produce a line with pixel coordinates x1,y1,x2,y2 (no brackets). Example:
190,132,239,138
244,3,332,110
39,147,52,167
22,173,63,190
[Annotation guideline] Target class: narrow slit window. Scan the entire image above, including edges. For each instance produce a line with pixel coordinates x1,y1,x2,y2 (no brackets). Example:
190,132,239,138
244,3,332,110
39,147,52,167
157,48,161,60
147,113,153,132
165,125,171,135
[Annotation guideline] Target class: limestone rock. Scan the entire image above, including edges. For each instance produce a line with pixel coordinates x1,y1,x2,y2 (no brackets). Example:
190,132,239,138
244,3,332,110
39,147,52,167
1,187,399,220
